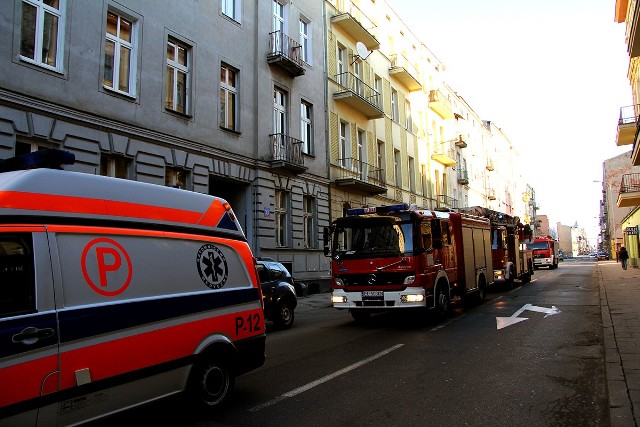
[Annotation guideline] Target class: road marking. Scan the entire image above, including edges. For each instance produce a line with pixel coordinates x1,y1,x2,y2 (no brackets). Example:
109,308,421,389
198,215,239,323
496,303,560,330
249,344,404,412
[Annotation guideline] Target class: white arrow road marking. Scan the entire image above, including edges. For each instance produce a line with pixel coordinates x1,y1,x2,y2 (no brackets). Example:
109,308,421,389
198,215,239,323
496,303,560,330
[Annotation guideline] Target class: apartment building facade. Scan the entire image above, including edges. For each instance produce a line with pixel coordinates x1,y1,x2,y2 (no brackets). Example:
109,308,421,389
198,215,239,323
0,0,331,285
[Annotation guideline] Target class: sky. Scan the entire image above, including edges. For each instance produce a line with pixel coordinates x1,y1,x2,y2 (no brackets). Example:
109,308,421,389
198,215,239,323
390,0,633,243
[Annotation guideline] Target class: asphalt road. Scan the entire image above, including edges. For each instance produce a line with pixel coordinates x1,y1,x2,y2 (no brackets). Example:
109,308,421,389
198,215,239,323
93,257,608,427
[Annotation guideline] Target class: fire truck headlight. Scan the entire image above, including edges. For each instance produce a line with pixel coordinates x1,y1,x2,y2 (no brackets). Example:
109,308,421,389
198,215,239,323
401,294,424,303
494,271,503,280
334,278,345,287
403,275,416,285
332,295,347,304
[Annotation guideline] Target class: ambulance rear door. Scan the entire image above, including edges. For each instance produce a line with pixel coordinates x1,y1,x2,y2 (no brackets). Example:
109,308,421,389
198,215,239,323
0,226,59,426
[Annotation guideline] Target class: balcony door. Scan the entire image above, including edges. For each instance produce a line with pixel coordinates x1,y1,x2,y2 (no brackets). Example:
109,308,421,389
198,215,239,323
273,88,287,161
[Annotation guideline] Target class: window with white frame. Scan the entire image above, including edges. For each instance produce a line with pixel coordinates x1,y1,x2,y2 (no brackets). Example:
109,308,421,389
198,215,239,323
301,101,312,154
422,164,429,197
275,190,289,247
339,121,348,168
220,64,238,131
100,154,129,179
165,37,190,114
377,140,385,180
273,87,287,134
303,196,315,248
337,44,346,85
374,75,382,108
104,10,136,96
394,149,401,187
357,129,365,174
20,0,65,71
165,167,188,189
221,0,241,22
405,100,412,130
299,18,310,64
391,89,398,122
408,156,415,192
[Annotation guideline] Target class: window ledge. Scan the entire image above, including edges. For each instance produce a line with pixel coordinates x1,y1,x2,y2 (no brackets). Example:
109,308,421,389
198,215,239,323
220,126,242,135
165,108,193,119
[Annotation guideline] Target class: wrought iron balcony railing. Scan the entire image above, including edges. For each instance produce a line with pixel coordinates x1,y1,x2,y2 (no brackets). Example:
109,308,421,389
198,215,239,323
267,30,305,76
620,173,640,193
268,133,305,171
336,157,385,187
437,194,458,209
334,71,381,109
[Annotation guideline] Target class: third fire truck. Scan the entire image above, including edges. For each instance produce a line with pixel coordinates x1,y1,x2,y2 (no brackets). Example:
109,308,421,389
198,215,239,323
527,235,559,269
324,204,492,322
458,206,534,288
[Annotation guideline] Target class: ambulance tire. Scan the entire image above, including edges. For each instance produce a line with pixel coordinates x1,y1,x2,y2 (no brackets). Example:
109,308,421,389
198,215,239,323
434,282,450,320
187,353,235,411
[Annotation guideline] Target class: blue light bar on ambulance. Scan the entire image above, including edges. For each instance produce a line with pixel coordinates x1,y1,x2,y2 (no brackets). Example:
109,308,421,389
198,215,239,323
346,203,410,216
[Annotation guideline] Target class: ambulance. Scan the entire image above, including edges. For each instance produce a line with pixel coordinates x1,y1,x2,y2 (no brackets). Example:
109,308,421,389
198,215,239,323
0,150,266,425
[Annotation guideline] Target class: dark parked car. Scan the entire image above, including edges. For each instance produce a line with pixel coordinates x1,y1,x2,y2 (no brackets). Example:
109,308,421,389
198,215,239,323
256,259,298,329
597,251,609,261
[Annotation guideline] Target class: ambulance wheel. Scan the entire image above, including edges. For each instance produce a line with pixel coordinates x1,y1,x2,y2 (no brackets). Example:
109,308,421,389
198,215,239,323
351,310,371,324
434,283,450,319
188,355,234,410
274,301,295,329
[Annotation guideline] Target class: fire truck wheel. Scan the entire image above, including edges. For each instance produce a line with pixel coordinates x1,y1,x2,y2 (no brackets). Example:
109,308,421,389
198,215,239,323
187,354,235,411
477,278,486,303
434,283,450,319
351,310,371,324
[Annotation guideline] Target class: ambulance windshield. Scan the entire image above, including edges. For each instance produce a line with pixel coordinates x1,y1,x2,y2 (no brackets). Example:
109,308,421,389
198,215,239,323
332,217,412,258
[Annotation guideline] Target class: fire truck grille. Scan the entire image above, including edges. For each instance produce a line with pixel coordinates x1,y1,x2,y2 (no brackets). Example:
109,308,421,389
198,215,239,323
533,254,544,258
339,272,409,290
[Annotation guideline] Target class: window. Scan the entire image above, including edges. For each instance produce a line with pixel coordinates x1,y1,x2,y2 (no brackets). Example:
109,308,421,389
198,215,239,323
0,234,36,318
354,60,363,97
165,167,188,189
377,140,385,180
15,141,44,156
275,190,289,247
405,100,412,130
391,89,398,122
299,18,310,64
303,196,315,248
100,154,129,179
165,38,190,114
301,101,313,154
222,0,241,22
20,0,65,71
408,156,415,192
374,75,382,108
394,149,401,187
104,11,136,96
339,121,348,167
357,129,365,174
220,64,238,131
337,44,346,85
273,88,287,134
422,164,429,197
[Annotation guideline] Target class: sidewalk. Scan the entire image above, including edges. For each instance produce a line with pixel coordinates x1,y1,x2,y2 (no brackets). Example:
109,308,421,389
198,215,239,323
598,260,640,427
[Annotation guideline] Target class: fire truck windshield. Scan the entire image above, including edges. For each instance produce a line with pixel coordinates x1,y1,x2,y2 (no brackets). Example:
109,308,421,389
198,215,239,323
526,241,549,250
332,217,413,258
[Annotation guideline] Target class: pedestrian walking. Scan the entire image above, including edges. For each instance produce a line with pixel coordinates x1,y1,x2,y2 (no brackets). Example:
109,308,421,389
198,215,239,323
619,246,629,270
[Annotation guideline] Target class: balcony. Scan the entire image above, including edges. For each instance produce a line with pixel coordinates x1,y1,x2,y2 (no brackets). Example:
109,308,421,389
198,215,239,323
431,145,456,167
455,135,467,148
617,172,640,207
333,72,384,119
457,168,469,185
616,105,638,146
487,188,496,200
388,54,422,92
267,31,306,77
267,133,307,174
330,1,379,50
437,194,458,209
428,89,454,119
334,158,386,195
486,159,495,171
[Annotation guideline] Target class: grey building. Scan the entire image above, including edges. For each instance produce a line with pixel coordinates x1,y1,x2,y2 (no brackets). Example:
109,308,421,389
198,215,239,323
0,0,330,286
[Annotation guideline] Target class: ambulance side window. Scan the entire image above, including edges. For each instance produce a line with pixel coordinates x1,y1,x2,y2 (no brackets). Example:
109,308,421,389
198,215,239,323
0,234,36,318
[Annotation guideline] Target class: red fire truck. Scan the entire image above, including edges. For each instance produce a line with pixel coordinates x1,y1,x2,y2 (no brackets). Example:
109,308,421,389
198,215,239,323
458,207,534,288
527,235,559,269
323,204,492,322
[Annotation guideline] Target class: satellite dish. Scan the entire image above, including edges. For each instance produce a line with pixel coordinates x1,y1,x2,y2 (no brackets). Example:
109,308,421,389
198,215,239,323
356,42,372,60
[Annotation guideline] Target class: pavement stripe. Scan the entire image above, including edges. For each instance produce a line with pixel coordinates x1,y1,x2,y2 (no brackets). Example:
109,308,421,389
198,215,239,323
249,344,404,412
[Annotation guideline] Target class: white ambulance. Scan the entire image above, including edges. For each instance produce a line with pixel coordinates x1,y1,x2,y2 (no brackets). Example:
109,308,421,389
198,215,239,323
0,150,265,426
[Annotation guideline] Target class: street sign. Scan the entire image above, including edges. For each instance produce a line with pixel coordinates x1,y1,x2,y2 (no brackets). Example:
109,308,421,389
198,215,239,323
496,303,560,330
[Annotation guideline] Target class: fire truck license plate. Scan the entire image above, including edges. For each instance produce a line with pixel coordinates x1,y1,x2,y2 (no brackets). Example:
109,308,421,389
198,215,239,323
362,291,383,300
